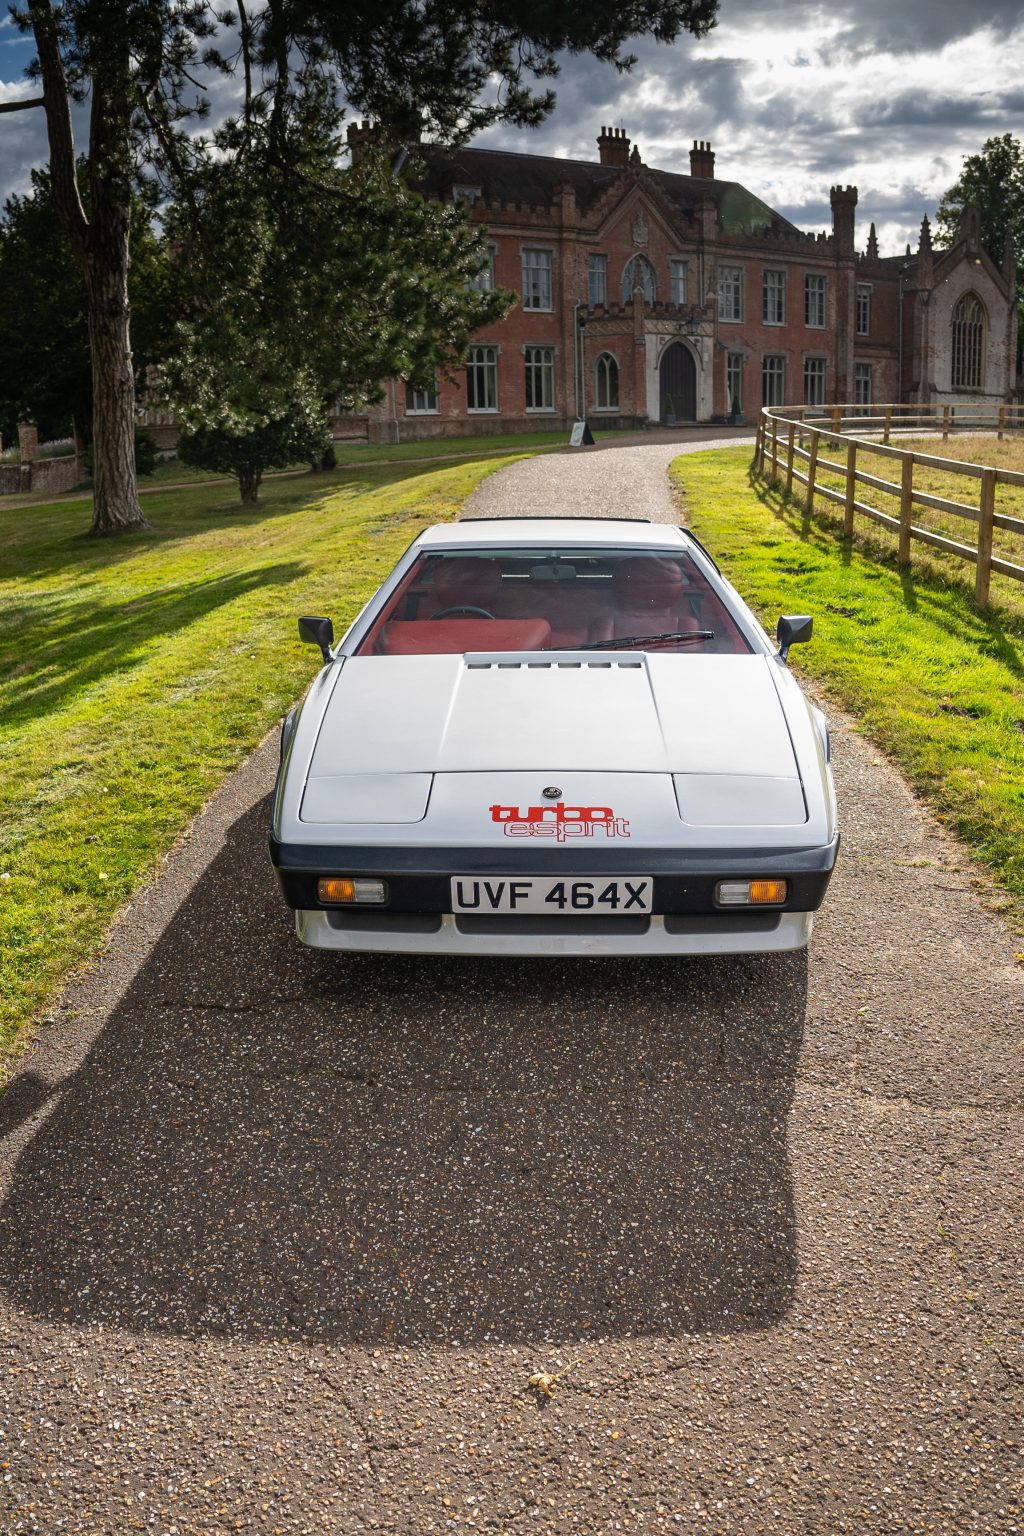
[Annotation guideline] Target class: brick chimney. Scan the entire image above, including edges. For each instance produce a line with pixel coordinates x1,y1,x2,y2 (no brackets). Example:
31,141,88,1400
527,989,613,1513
689,140,715,178
597,126,631,168
830,184,858,258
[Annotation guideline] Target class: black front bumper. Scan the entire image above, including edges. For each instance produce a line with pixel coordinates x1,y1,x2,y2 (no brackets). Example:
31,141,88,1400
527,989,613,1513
268,834,841,916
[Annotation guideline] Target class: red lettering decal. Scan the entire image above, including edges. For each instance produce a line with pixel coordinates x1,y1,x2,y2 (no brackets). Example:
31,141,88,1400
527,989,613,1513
558,822,589,840
492,804,628,837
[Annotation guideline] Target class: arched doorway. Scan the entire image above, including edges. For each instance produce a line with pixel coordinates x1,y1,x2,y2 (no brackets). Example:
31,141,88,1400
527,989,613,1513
659,341,697,422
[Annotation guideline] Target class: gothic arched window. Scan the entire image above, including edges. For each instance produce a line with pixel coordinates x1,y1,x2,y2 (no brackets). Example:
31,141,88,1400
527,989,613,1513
951,292,985,390
595,353,619,409
621,254,657,304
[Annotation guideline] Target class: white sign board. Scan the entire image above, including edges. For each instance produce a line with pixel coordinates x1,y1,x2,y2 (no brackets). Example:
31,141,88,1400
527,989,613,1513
569,421,586,447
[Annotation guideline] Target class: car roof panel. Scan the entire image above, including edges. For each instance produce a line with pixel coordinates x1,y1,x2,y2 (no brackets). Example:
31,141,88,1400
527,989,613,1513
417,518,690,550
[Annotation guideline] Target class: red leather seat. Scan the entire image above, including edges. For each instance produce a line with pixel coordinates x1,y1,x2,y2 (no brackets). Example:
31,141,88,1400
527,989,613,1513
429,557,503,614
587,556,699,642
380,618,552,655
614,556,686,611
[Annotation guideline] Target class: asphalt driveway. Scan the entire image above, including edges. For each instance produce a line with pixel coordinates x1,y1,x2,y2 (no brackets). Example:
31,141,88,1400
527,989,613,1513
1,438,1022,1534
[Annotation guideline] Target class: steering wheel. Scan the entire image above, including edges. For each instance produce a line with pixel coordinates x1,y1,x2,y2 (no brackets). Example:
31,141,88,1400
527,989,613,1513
430,605,495,620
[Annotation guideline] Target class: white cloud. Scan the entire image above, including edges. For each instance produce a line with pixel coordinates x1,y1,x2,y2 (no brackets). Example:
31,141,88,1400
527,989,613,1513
2,0,1021,253
476,2,1024,255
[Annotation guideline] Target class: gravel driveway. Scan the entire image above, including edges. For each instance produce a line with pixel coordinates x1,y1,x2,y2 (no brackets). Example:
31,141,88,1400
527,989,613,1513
1,437,1022,1534
465,428,754,523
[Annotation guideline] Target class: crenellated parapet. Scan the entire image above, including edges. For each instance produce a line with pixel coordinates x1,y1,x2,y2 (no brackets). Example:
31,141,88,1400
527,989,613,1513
715,226,836,256
469,198,562,225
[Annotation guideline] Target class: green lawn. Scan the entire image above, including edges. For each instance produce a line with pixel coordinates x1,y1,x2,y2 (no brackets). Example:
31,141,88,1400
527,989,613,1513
673,448,1024,935
330,428,630,465
138,429,627,487
0,454,516,1072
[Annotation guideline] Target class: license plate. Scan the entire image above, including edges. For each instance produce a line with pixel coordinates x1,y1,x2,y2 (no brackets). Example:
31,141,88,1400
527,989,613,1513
450,877,653,915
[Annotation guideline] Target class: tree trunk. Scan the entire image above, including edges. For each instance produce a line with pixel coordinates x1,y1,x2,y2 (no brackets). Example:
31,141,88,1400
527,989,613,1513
238,464,260,503
27,0,147,536
85,206,148,535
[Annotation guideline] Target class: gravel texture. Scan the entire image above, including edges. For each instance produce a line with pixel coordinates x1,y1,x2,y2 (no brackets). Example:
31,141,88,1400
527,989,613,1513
1,436,1022,1534
463,429,755,523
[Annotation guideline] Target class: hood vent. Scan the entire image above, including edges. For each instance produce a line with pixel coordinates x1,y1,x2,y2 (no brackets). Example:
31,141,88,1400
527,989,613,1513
466,656,644,670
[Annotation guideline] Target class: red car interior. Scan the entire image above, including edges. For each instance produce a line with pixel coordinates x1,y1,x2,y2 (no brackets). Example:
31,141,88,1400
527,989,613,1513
359,550,750,656
378,618,552,655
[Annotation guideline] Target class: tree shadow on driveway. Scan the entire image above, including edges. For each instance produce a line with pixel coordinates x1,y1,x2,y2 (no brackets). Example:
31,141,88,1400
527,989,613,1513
0,795,807,1346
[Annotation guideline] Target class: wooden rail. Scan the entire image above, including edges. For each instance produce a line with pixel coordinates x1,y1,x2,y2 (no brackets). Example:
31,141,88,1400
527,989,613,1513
753,404,1024,605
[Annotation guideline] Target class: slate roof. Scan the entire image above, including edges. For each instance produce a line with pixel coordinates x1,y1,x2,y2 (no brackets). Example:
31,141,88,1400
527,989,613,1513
408,144,801,237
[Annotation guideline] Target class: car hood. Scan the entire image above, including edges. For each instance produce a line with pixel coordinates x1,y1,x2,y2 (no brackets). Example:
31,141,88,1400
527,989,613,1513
307,652,799,778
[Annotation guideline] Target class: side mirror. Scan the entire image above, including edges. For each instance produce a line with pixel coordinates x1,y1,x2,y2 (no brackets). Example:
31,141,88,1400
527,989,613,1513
298,615,335,663
776,614,813,663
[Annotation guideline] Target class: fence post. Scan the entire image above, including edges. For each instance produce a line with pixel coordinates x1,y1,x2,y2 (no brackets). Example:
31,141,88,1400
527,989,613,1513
771,416,779,479
884,405,892,444
806,431,819,514
831,406,841,436
844,439,857,538
998,404,1005,442
942,404,950,442
975,467,996,606
785,422,795,494
898,453,914,567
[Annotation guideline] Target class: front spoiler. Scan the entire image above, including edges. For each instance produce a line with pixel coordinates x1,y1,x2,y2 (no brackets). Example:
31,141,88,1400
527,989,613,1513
268,833,840,917
293,907,815,957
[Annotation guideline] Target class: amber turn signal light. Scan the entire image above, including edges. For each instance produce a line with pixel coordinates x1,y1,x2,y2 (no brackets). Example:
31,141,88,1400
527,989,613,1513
317,877,388,905
748,879,788,904
715,878,789,907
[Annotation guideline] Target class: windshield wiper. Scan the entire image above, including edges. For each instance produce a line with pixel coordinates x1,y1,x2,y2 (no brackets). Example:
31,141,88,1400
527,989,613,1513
552,630,714,652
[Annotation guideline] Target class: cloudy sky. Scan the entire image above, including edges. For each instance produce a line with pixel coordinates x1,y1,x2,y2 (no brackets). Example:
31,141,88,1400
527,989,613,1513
2,0,1021,255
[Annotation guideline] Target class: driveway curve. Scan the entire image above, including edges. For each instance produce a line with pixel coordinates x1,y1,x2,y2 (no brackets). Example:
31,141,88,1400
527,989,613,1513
465,428,754,522
1,435,1022,1535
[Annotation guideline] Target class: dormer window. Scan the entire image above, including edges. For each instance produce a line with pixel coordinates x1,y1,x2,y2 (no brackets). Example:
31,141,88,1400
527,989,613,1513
452,184,483,204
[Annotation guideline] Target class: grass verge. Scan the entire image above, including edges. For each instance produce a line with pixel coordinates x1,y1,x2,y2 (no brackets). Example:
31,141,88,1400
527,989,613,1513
327,428,630,467
808,432,1024,609
672,447,1024,934
0,453,516,1073
137,429,628,484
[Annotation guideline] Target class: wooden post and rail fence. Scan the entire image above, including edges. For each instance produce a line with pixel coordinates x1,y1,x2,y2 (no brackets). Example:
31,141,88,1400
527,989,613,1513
753,403,1024,606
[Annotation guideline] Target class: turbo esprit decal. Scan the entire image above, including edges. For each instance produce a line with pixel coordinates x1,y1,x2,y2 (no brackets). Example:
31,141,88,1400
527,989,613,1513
488,803,630,840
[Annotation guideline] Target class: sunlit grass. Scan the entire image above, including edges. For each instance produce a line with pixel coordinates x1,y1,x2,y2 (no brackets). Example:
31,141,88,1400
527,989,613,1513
0,455,514,1071
673,447,1024,935
794,431,1024,610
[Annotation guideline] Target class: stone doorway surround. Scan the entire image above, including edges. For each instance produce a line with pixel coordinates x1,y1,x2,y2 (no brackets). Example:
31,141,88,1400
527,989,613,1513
645,323,713,422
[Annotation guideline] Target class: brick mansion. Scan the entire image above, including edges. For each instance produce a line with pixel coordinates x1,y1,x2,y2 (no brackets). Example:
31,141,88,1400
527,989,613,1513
353,124,1019,442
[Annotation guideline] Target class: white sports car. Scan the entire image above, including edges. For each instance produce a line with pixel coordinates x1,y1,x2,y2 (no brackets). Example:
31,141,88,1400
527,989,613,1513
269,517,838,956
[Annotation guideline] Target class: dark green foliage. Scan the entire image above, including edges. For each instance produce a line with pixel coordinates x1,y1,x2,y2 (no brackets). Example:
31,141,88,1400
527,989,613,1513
7,0,721,522
937,133,1024,283
0,165,173,448
177,406,330,504
133,428,159,477
262,0,719,142
938,133,1024,368
158,92,512,499
0,168,88,444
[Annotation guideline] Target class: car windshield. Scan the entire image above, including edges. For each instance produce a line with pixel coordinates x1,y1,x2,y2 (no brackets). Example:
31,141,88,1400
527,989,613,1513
356,546,752,656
